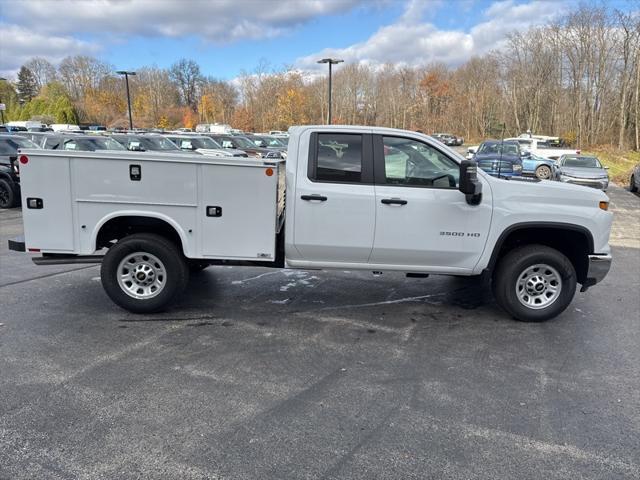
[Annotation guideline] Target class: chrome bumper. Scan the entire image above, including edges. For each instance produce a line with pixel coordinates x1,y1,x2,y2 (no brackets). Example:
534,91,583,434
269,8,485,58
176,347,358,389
561,177,609,190
580,253,612,291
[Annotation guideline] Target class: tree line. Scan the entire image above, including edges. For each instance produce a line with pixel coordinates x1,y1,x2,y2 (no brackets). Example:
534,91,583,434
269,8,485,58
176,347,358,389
1,4,638,149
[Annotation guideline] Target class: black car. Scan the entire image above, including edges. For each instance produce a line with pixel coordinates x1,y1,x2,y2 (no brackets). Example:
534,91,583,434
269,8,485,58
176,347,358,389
0,134,40,208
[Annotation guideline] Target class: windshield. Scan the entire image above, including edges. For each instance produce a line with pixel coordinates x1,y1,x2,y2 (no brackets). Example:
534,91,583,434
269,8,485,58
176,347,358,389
190,136,220,149
260,136,286,147
230,136,257,149
144,136,179,150
478,142,519,156
63,137,126,151
0,136,39,154
562,156,602,168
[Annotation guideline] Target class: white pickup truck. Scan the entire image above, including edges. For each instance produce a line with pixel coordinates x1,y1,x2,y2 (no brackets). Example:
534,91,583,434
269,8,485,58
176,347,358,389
9,125,613,322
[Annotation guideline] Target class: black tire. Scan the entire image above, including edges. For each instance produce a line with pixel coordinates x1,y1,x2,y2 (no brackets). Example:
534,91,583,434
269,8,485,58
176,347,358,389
492,244,577,322
0,178,16,209
631,175,638,193
101,233,189,313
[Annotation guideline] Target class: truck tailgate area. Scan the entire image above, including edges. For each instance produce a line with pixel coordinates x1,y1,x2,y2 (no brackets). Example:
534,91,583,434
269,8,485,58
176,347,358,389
18,150,283,261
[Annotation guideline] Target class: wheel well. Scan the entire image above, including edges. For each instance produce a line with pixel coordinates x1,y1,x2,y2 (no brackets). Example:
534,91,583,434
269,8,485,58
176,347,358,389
490,226,591,283
96,216,183,253
0,172,15,183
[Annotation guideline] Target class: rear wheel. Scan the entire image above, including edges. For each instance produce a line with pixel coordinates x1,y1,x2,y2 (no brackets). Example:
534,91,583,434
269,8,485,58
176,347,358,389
535,165,552,180
101,233,189,313
493,244,576,322
0,179,16,208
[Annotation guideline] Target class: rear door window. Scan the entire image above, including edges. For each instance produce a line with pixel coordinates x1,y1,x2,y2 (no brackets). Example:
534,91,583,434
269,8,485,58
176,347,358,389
312,133,363,183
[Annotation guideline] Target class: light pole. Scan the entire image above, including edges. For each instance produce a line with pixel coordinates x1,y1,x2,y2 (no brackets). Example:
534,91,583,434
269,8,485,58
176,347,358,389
0,77,6,125
317,58,343,124
116,70,136,130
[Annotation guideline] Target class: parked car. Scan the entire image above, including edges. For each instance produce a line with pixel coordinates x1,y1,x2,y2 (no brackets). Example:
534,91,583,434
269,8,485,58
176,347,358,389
630,164,640,193
521,152,558,180
269,130,288,137
15,131,54,147
247,135,288,157
4,125,28,132
432,133,463,146
164,134,248,157
209,134,283,159
506,137,578,161
473,140,523,177
0,134,40,208
50,124,82,132
110,134,191,153
40,134,126,151
195,123,233,134
557,155,609,191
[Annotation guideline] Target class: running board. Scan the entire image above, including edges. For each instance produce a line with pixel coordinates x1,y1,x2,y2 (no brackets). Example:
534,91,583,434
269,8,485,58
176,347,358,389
32,255,104,265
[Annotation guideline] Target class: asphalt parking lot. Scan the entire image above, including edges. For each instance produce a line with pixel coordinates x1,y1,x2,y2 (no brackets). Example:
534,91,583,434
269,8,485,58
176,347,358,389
1,185,639,480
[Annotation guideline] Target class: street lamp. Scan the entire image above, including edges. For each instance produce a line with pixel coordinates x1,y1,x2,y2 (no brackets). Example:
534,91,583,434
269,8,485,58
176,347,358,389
317,58,343,124
0,77,6,125
116,70,136,130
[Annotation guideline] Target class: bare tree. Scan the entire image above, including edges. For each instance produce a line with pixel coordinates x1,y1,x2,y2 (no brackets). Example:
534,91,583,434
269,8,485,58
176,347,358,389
169,59,202,111
23,57,57,91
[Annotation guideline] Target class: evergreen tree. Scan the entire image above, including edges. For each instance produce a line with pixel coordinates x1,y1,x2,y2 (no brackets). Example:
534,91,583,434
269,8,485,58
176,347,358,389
16,66,38,102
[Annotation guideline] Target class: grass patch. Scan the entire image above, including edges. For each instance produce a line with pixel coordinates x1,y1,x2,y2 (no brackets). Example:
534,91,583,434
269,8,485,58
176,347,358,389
583,147,639,185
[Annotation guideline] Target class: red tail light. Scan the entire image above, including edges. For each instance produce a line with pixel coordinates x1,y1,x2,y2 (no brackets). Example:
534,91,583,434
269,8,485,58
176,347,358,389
576,149,581,154
19,155,29,164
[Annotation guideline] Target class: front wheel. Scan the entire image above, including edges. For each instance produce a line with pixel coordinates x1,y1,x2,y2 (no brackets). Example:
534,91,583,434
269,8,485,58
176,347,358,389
631,175,638,192
101,233,189,313
535,165,552,180
493,244,576,322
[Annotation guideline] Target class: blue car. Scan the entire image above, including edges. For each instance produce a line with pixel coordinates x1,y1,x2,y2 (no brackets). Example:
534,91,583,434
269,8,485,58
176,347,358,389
522,152,558,180
474,140,523,177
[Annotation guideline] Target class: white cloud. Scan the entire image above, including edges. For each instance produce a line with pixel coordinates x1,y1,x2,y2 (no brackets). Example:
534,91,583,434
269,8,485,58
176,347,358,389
0,24,100,78
296,0,566,71
1,0,371,42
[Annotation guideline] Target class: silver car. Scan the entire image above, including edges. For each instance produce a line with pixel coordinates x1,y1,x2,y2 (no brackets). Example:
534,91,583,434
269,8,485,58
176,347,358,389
557,154,609,191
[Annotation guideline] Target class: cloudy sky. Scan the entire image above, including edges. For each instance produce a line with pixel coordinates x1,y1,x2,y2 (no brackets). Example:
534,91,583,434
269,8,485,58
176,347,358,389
0,0,633,79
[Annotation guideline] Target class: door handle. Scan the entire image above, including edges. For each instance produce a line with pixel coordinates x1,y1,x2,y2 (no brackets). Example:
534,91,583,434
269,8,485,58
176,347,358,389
381,198,408,205
301,194,327,202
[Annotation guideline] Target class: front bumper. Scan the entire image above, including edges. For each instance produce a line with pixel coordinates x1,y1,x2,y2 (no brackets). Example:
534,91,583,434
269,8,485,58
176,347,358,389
580,253,612,291
560,176,609,190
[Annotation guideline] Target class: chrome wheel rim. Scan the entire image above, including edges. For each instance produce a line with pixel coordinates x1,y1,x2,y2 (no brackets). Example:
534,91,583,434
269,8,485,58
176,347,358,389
536,165,552,179
516,263,562,310
117,252,166,299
